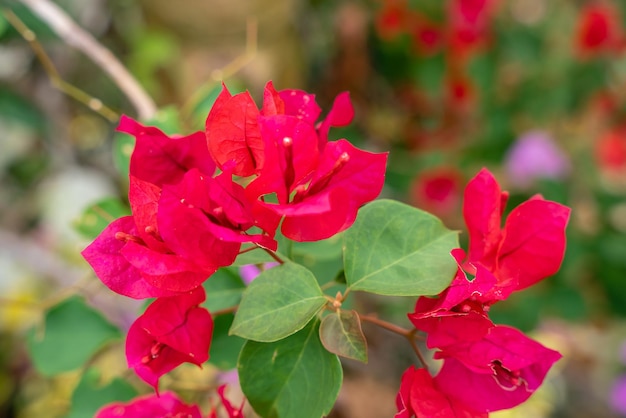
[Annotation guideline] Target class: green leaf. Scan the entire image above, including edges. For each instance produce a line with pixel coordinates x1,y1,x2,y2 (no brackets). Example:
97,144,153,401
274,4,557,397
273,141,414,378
230,262,327,342
319,310,367,363
238,319,342,418
74,198,130,239
203,268,245,312
65,368,137,418
26,297,121,376
344,199,459,296
209,313,246,370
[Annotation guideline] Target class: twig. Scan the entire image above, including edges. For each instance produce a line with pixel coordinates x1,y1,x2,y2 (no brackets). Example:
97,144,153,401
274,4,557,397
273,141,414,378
15,0,157,120
358,312,429,371
181,16,258,118
2,8,119,122
212,305,238,317
358,313,415,337
407,329,430,372
255,243,285,264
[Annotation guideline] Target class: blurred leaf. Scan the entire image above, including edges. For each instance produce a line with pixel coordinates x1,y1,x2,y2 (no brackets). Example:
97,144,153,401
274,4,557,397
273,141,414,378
189,83,222,130
74,197,129,239
319,310,367,363
0,13,8,37
27,296,121,376
203,268,245,312
65,368,137,418
0,88,45,130
412,53,445,95
230,262,326,342
112,131,134,179
209,313,245,370
238,319,342,418
344,199,458,296
146,106,183,135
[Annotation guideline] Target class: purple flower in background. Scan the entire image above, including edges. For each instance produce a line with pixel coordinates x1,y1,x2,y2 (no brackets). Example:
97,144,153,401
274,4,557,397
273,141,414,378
504,131,570,188
611,375,626,416
239,262,279,285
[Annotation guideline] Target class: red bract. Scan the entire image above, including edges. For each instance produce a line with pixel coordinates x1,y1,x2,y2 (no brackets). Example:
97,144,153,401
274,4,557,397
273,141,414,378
126,287,213,391
263,81,354,151
263,81,322,125
434,325,562,412
447,0,496,55
409,252,497,348
95,391,202,418
240,85,387,241
249,132,387,241
209,385,246,418
576,3,622,56
206,84,264,177
395,366,487,418
81,215,208,298
82,175,214,298
157,167,276,271
119,115,215,188
410,167,463,219
463,168,570,293
375,0,409,40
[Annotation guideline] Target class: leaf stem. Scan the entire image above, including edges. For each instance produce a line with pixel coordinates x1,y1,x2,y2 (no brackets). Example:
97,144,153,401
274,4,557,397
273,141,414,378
357,313,429,370
358,313,413,337
212,305,239,317
255,244,285,264
407,329,430,372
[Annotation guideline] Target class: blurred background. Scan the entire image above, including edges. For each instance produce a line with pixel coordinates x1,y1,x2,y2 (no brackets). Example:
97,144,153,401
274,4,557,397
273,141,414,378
2,0,626,417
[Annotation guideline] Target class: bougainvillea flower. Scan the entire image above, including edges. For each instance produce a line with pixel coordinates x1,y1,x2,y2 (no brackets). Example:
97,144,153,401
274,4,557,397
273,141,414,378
395,366,487,418
262,81,354,151
249,128,387,241
209,385,246,418
504,131,570,188
576,3,622,56
205,84,264,177
126,287,213,391
434,325,561,412
118,115,215,188
375,0,409,40
246,115,321,205
95,391,202,418
262,81,321,125
409,249,497,348
316,91,355,150
447,0,496,54
81,216,208,298
596,128,626,172
463,168,570,292
410,166,463,218
157,167,276,271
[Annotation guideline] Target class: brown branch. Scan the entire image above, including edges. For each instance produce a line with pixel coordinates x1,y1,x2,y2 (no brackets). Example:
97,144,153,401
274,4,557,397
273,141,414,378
358,313,429,371
212,305,238,317
255,243,285,264
16,0,157,120
358,313,414,337
2,8,119,121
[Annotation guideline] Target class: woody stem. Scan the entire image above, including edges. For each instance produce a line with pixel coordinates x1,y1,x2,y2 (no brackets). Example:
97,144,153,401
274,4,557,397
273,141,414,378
357,313,429,371
256,244,285,264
